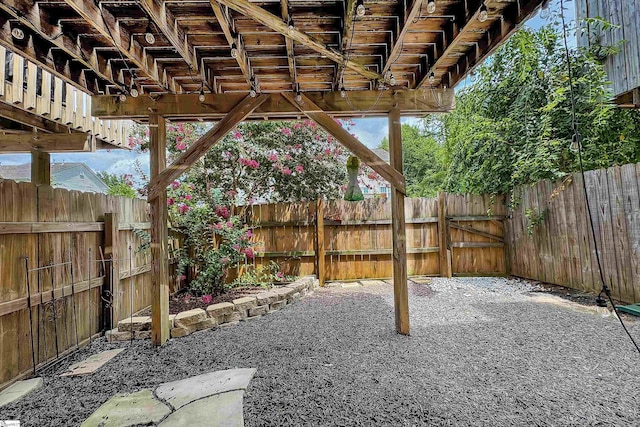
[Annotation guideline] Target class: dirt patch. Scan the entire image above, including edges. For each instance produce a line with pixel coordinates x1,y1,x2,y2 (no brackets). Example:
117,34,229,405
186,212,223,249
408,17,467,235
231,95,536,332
137,287,268,315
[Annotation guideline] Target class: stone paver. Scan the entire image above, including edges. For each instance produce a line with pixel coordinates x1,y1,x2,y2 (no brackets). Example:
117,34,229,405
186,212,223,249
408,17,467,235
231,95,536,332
80,389,170,427
117,316,151,332
232,296,257,311
174,309,207,328
207,302,235,318
0,378,42,408
60,349,125,377
158,390,245,427
156,368,255,410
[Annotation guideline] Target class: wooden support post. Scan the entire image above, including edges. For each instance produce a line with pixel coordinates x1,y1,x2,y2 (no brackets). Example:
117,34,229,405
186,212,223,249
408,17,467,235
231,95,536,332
438,192,452,277
149,114,169,346
314,198,325,286
389,107,409,335
30,150,50,186
104,212,118,331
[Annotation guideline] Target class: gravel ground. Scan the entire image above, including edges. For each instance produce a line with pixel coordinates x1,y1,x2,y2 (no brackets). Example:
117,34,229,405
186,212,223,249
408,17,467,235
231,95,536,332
2,277,639,426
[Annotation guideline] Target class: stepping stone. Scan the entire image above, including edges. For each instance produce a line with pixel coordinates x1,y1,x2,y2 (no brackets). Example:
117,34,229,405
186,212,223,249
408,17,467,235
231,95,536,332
159,390,245,427
0,377,42,408
118,316,151,332
155,368,256,410
411,277,433,284
60,349,125,377
207,302,235,318
80,389,170,427
174,309,207,328
340,282,361,288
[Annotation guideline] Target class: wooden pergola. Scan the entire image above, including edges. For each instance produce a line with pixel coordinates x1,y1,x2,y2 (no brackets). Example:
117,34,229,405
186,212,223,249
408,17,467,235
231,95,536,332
0,0,545,344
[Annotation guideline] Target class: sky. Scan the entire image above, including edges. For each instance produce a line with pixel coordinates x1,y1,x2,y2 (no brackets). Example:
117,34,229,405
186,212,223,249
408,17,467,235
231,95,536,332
0,0,575,176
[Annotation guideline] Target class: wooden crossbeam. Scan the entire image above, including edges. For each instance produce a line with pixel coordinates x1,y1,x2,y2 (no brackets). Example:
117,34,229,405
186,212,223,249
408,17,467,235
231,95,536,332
280,0,297,90
210,1,253,87
140,0,198,71
92,89,455,119
61,0,177,92
380,0,424,77
0,102,72,133
215,0,382,82
147,94,268,200
333,0,356,90
282,92,406,194
443,0,544,88
0,132,93,152
0,0,120,89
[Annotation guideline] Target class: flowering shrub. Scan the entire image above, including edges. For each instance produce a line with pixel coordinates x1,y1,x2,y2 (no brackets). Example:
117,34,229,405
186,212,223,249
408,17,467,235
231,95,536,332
172,189,258,296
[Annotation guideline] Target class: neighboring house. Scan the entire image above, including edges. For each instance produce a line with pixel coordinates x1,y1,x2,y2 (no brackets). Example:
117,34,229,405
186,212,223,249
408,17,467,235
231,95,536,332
0,162,109,193
359,148,392,199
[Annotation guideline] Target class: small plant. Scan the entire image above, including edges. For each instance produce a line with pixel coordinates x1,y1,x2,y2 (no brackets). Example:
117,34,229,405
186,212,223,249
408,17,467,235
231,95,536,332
230,261,293,289
525,208,548,236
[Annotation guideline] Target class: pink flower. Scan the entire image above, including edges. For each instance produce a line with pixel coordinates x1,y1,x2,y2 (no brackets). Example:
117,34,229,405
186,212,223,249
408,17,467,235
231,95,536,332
245,230,253,238
171,180,180,189
215,206,230,219
241,247,255,259
232,130,242,139
226,221,233,228
295,165,304,173
324,148,332,156
175,142,187,151
179,275,186,282
281,127,292,136
184,194,192,201
293,123,301,130
214,222,224,230
178,203,190,214
233,244,241,251
268,153,279,162
201,294,213,305
221,257,230,264
167,197,175,206
294,144,302,150
283,154,292,161
239,158,260,169
281,167,292,175
276,272,284,279
226,190,237,198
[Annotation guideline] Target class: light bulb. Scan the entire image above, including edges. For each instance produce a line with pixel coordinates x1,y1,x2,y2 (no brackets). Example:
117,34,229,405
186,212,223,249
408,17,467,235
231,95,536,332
11,27,24,40
288,19,295,35
469,70,477,83
478,3,488,22
356,1,366,17
295,92,302,103
145,31,155,45
540,3,550,19
340,88,346,98
230,43,238,58
427,0,436,14
198,88,205,102
119,93,127,102
570,135,580,153
130,87,139,98
427,71,435,84
249,89,257,97
389,73,396,86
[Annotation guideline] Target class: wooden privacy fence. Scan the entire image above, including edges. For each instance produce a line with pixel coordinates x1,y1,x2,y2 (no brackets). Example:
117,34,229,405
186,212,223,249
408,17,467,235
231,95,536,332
0,180,184,389
239,194,508,282
506,162,640,304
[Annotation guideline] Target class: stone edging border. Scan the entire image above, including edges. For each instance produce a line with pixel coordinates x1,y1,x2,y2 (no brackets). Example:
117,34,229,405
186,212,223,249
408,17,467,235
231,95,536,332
106,275,319,342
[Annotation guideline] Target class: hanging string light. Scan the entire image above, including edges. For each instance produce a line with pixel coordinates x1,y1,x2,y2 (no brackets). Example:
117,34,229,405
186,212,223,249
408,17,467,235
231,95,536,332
478,2,488,22
539,1,550,19
129,82,139,98
469,69,477,83
288,17,295,35
356,0,366,17
198,83,206,102
427,70,435,85
119,92,127,102
230,42,238,58
11,27,25,40
426,0,436,14
340,87,347,98
144,22,155,45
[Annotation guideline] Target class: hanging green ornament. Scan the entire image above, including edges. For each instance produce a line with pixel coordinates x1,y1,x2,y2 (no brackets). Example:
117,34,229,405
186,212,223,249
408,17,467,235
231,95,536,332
344,155,364,201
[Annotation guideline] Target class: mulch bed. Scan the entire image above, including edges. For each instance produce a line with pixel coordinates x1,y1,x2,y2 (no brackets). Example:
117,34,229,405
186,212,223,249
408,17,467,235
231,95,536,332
137,287,268,315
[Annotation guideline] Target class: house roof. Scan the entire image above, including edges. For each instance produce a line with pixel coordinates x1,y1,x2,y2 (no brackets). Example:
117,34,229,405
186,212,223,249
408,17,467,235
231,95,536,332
372,148,390,164
0,162,109,193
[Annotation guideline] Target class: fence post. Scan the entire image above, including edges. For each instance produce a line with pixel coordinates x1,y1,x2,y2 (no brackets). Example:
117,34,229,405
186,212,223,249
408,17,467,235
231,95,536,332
104,212,118,331
438,192,452,277
314,199,325,286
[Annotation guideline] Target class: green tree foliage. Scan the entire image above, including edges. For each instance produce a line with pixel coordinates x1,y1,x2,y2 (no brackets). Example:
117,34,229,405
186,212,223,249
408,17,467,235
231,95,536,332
97,171,137,198
435,24,640,195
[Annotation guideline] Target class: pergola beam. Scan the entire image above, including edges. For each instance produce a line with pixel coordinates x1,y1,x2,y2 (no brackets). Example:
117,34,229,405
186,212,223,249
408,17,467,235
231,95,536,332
215,0,382,82
280,0,297,90
147,94,269,201
0,132,94,152
282,92,406,194
333,0,356,90
92,89,455,119
0,0,120,89
210,1,253,87
380,0,424,78
140,0,198,71
61,0,176,92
